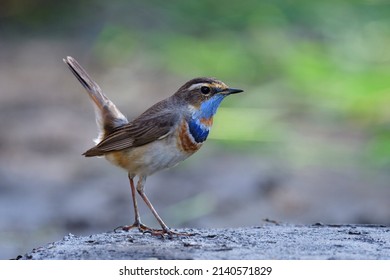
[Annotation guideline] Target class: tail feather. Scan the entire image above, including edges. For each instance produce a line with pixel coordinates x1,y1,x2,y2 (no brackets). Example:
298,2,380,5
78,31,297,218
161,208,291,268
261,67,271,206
63,56,128,143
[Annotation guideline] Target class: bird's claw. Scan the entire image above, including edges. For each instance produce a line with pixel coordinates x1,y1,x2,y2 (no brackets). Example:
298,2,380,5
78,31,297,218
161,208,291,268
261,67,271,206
114,223,193,237
114,222,151,233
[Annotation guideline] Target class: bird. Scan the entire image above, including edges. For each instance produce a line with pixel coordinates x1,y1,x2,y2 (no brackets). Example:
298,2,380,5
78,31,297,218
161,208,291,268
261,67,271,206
63,56,243,236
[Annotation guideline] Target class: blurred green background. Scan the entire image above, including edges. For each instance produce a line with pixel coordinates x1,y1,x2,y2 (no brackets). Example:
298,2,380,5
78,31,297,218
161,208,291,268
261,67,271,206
0,0,389,259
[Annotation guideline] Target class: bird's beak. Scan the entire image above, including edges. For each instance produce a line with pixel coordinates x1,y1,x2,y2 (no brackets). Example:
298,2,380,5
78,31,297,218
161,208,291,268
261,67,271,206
224,88,244,95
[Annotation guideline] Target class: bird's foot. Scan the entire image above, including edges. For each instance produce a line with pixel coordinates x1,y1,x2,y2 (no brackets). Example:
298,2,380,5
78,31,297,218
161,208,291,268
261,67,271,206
114,223,194,237
143,228,195,238
114,222,152,233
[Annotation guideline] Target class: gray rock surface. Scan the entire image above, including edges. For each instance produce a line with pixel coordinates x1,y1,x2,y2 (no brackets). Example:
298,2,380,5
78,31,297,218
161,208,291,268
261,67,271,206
16,224,390,260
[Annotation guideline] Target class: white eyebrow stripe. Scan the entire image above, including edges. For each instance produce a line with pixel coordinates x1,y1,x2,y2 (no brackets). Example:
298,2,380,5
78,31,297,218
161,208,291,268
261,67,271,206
187,83,206,91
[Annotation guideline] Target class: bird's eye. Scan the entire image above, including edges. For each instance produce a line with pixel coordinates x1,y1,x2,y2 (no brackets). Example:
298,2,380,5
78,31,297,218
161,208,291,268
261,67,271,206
200,86,211,94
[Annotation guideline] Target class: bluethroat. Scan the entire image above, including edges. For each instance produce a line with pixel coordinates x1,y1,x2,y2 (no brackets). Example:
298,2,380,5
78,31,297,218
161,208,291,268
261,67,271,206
63,56,243,236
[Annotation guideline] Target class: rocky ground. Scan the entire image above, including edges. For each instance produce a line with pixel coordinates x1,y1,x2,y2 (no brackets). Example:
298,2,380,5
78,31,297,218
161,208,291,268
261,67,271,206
16,224,390,260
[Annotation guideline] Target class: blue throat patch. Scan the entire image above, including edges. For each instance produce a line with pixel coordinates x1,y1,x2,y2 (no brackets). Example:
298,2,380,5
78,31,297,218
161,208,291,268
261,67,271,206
188,119,209,143
188,94,226,143
197,94,225,119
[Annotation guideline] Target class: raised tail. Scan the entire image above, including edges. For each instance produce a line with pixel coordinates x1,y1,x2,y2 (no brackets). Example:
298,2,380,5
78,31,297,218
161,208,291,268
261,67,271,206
63,56,128,144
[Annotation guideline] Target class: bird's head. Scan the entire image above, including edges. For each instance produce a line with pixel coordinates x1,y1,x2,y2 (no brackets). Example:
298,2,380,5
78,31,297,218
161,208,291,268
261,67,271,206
174,77,243,119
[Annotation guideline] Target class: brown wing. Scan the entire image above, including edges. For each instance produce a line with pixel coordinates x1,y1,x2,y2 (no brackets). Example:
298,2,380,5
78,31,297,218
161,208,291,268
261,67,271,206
83,111,179,157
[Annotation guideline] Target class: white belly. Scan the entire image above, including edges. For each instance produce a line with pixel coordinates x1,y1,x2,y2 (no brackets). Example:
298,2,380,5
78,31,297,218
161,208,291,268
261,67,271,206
105,135,193,176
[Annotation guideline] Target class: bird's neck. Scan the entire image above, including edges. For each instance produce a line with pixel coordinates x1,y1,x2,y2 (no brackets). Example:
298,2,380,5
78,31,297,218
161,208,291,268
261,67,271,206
187,95,225,143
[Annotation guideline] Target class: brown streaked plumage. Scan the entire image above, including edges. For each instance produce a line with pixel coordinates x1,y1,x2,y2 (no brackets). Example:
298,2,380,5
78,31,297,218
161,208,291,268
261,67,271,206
63,56,243,236
83,102,179,157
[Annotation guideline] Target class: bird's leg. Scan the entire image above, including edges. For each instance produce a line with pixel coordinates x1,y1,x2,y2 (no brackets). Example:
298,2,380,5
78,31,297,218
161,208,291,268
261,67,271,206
136,175,192,237
136,175,169,232
116,175,192,236
115,174,150,232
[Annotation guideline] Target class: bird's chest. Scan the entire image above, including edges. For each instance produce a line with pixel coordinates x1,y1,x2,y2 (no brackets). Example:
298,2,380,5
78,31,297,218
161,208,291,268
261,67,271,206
176,118,212,154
